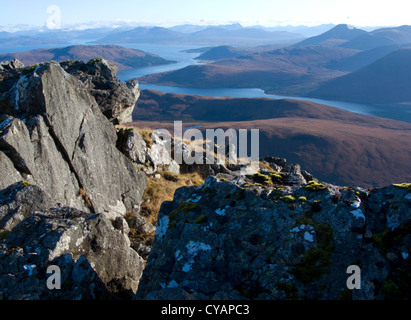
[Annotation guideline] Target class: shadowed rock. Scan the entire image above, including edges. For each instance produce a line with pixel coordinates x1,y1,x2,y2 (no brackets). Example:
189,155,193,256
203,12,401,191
136,160,411,300
0,207,144,299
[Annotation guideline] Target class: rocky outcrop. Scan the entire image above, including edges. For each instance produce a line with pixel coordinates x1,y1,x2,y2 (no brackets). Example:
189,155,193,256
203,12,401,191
0,206,144,300
136,158,411,300
61,59,140,125
117,128,181,175
117,127,234,179
0,61,146,219
0,59,147,299
0,59,24,72
117,128,149,166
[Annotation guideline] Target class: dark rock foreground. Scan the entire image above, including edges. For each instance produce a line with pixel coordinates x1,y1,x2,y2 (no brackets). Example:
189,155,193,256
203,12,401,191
137,160,411,300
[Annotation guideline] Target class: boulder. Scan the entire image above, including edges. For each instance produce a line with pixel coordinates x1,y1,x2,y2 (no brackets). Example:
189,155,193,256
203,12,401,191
61,59,139,125
167,160,181,175
0,207,144,300
0,59,24,71
147,130,172,169
0,182,53,231
117,128,147,165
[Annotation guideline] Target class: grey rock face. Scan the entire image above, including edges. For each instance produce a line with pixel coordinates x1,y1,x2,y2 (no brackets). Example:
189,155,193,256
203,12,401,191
0,207,144,300
0,59,149,300
117,128,148,165
0,59,24,71
0,61,146,218
136,163,411,300
147,130,173,169
61,59,139,125
1,115,87,212
118,128,182,175
0,182,53,231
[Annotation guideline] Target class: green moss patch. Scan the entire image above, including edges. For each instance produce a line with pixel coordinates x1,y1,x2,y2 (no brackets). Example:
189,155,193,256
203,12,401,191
314,223,333,250
244,183,263,188
0,230,11,241
304,181,327,192
297,212,314,226
372,222,411,256
275,282,299,300
298,196,308,203
178,201,199,214
393,183,411,192
292,223,334,284
280,195,296,203
21,64,38,75
21,180,30,187
250,172,273,186
292,248,332,284
87,58,103,65
195,214,207,224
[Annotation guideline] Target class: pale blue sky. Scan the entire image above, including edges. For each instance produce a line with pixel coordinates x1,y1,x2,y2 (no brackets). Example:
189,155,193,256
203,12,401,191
1,0,410,29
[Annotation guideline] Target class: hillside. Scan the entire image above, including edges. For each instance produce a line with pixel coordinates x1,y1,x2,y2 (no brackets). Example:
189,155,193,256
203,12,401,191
342,25,411,50
195,45,254,62
311,47,411,104
0,45,175,70
139,45,358,95
327,44,405,72
294,24,367,47
133,90,411,187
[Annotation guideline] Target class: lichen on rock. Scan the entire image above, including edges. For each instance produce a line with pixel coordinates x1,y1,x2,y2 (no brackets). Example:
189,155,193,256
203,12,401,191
136,159,411,300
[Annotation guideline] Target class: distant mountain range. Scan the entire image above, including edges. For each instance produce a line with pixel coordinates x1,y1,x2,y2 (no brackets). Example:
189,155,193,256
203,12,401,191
3,22,409,107
341,25,411,50
0,27,134,46
134,89,411,187
92,25,305,46
0,45,175,70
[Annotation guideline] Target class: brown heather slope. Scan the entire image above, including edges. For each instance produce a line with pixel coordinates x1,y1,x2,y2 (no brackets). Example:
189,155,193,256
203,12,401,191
0,45,175,70
130,91,411,187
